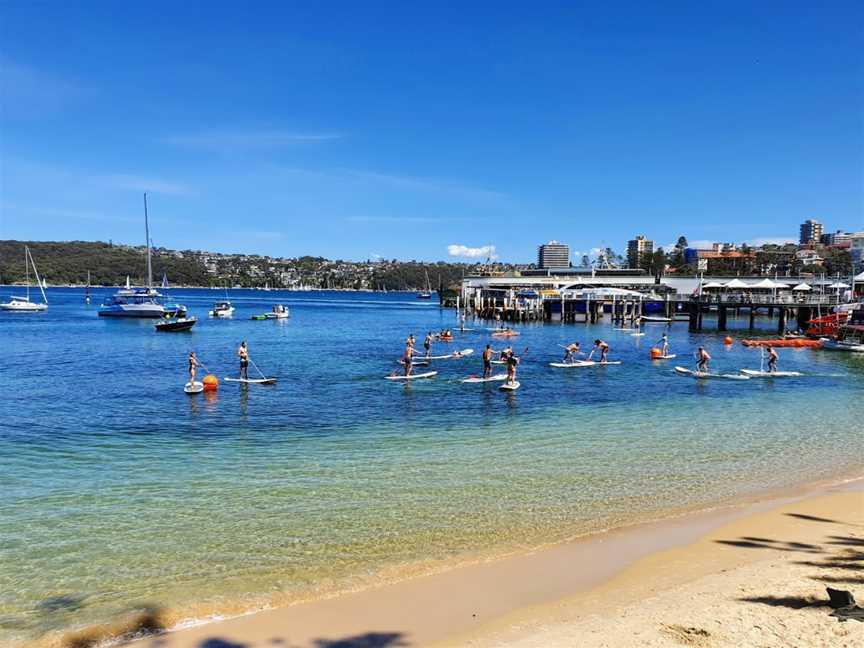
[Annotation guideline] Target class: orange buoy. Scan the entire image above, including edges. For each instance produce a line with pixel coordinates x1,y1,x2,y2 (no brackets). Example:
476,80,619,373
202,374,219,391
723,336,733,346
649,347,662,359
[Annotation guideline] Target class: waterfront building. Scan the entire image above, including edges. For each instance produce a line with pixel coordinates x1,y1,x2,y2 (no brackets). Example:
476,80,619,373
684,243,756,274
537,241,570,269
799,219,824,244
850,232,864,271
626,236,654,269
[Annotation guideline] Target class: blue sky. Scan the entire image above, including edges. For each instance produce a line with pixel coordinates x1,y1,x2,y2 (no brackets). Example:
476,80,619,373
1,2,862,263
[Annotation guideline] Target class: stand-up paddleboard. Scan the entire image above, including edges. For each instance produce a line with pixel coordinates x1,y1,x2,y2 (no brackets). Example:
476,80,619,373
652,354,677,360
630,332,645,337
490,359,507,365
549,360,622,368
385,371,438,381
499,381,520,391
461,374,508,383
739,369,802,378
184,381,204,394
422,349,474,360
674,367,750,381
224,377,278,384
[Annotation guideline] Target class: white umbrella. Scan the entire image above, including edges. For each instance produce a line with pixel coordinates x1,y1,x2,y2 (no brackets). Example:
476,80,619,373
723,278,750,289
854,270,864,283
701,281,725,289
751,278,783,289
829,282,850,289
792,283,812,291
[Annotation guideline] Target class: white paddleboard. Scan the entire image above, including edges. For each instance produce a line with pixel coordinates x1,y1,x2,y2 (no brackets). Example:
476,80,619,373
385,371,438,381
739,369,802,378
549,361,622,368
652,354,677,360
461,374,508,383
674,367,750,381
422,348,474,360
630,332,646,337
224,377,278,384
184,381,204,394
499,381,521,391
490,359,507,365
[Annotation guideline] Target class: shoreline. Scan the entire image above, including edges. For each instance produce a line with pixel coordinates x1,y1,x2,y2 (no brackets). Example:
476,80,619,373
58,472,859,648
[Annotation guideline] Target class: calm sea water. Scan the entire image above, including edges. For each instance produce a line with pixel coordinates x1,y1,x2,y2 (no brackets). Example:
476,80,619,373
2,288,862,645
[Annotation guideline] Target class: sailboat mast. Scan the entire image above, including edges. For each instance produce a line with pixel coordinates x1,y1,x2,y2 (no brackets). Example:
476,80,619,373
144,193,153,289
25,246,30,301
27,246,48,304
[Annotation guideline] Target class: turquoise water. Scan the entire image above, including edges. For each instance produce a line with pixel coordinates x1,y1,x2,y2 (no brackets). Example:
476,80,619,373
2,288,862,646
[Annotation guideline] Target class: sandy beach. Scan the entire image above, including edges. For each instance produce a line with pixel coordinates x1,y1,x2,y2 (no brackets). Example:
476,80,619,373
98,479,863,648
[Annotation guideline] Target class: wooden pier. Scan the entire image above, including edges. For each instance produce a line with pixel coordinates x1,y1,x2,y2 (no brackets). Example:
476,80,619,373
461,287,842,334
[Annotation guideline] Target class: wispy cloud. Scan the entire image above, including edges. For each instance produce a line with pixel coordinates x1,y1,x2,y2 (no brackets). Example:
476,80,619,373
745,236,797,247
0,58,87,116
0,203,139,225
344,215,465,224
448,244,497,260
277,166,507,205
101,173,192,195
162,131,342,152
344,169,506,203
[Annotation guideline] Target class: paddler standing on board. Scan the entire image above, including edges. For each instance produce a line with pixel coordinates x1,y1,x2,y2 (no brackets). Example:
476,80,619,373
188,351,198,385
562,342,580,364
499,344,513,363
506,349,520,385
423,332,433,358
402,339,417,377
696,346,711,373
238,341,249,380
482,344,494,378
657,332,670,357
459,312,466,332
590,339,609,364
766,345,779,374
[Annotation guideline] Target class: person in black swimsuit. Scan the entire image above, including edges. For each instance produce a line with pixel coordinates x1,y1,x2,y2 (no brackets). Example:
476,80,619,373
238,341,249,380
188,351,198,385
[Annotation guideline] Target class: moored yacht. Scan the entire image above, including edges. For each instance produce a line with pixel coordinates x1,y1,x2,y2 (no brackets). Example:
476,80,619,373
1,246,48,312
98,195,186,318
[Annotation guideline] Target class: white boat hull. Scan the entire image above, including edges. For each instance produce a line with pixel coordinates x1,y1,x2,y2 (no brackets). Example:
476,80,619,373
1,298,47,311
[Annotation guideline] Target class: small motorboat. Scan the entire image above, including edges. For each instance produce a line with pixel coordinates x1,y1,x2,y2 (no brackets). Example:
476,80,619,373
155,316,197,332
209,301,235,317
265,304,289,319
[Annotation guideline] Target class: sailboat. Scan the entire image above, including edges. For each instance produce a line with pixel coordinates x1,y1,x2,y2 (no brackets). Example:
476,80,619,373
84,270,91,304
416,270,432,299
1,246,48,311
99,194,183,318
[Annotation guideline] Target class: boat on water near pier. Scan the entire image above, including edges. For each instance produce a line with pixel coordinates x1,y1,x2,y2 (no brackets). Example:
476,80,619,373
821,324,864,352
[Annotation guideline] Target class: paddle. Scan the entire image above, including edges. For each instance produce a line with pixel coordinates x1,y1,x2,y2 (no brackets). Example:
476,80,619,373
249,357,270,380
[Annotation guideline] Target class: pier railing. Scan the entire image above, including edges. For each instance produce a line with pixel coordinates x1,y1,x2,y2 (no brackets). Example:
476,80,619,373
687,293,841,306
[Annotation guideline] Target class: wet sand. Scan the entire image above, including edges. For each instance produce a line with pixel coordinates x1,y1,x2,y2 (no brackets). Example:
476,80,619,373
112,478,863,648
